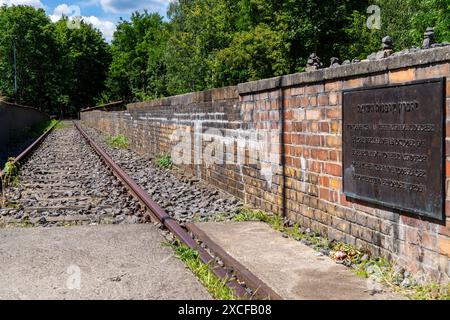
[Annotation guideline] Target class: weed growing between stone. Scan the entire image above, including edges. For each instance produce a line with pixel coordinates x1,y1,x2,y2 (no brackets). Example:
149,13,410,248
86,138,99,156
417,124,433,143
233,208,450,300
169,241,238,300
0,119,60,207
0,157,19,208
53,121,71,130
0,120,60,209
155,154,173,169
106,134,130,149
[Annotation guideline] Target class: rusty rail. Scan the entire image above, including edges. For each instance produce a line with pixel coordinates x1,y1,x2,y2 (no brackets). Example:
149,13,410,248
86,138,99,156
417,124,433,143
73,122,251,299
186,223,283,300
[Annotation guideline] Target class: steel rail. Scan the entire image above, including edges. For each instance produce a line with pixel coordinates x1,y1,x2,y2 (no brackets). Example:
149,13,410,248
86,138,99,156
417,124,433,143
0,120,59,179
186,223,283,300
73,122,250,299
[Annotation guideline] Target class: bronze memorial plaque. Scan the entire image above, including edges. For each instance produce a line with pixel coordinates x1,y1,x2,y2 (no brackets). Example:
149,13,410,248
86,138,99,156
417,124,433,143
343,78,445,220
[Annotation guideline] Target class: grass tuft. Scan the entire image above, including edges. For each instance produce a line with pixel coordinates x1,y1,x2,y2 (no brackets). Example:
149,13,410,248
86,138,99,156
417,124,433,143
106,134,130,149
233,208,450,300
1,157,19,208
155,153,173,169
54,121,71,130
169,241,238,300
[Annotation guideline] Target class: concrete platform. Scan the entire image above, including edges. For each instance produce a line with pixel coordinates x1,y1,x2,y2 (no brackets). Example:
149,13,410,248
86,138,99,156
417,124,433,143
195,222,404,300
0,224,210,300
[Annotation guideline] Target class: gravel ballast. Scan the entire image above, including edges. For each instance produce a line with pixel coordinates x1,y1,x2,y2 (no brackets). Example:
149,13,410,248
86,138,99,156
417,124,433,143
80,123,243,224
0,124,147,228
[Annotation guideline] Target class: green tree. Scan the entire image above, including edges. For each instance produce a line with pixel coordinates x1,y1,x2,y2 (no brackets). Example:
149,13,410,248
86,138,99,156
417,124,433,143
104,12,169,102
54,17,111,115
163,0,371,92
0,5,62,114
165,0,240,94
101,0,449,103
211,24,290,86
0,5,111,115
346,0,450,60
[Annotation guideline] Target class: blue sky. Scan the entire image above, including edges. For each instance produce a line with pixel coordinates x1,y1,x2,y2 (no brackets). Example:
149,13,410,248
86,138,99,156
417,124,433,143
0,0,172,41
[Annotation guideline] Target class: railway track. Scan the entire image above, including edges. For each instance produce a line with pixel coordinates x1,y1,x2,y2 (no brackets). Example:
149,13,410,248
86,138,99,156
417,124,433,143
81,125,243,224
0,124,146,227
0,121,281,300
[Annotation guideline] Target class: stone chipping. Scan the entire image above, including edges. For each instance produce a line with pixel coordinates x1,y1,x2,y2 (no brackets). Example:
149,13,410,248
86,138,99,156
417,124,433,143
0,124,147,228
81,124,243,224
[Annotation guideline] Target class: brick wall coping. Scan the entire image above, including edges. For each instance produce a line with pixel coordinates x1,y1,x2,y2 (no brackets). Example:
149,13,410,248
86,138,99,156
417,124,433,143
0,99,46,114
127,86,238,111
239,46,450,94
125,46,449,111
80,100,125,113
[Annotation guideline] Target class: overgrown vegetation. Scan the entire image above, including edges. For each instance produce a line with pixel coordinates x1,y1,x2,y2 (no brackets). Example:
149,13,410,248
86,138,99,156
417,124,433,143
0,5,110,116
0,157,19,208
234,208,450,300
345,0,450,59
53,121,72,130
1,2,448,111
106,134,130,149
155,154,173,170
1,118,59,168
0,118,58,185
169,241,238,300
102,0,449,103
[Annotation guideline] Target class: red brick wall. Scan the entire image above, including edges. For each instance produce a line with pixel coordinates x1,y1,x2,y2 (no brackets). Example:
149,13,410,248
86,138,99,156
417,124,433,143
81,47,450,282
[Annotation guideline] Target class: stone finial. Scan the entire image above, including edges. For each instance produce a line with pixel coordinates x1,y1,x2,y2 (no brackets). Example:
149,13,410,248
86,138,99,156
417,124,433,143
306,53,322,72
330,57,340,67
368,36,395,60
422,27,435,49
382,36,393,50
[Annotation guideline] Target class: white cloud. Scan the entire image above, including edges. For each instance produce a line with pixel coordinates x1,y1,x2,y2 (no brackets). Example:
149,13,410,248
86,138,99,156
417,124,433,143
99,0,168,14
49,4,80,20
0,0,44,8
50,4,116,42
83,16,116,42
47,1,172,41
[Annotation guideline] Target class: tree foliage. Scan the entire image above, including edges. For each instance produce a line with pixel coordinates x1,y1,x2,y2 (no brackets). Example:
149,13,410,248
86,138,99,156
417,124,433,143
105,0,374,101
104,11,169,102
211,24,290,86
345,0,450,59
0,5,110,116
1,1,449,110
0,5,61,114
54,18,111,115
